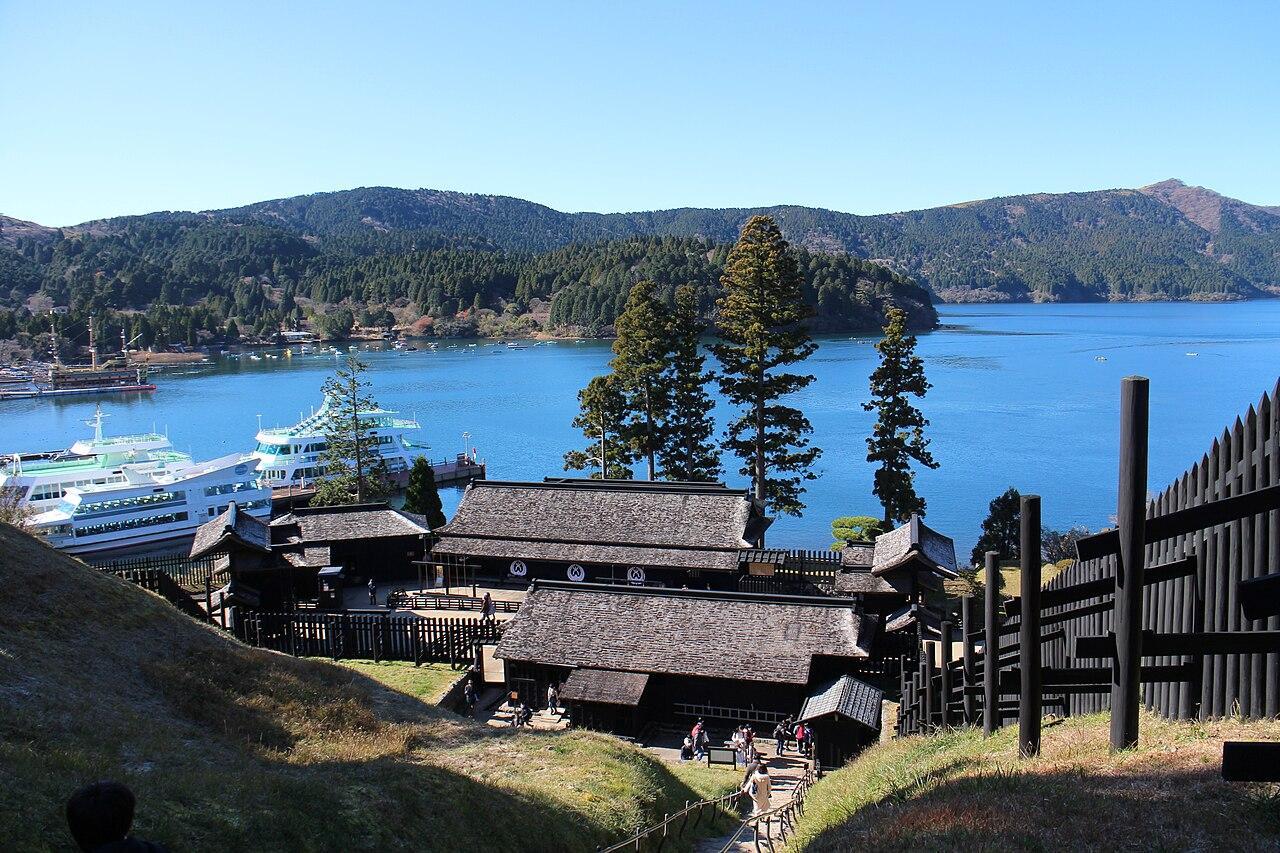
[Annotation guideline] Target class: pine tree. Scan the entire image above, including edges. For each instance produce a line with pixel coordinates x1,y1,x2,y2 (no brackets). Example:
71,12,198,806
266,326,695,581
660,285,720,481
313,355,389,505
563,374,638,479
971,487,1021,566
610,280,670,480
863,305,938,524
711,216,821,517
403,456,446,529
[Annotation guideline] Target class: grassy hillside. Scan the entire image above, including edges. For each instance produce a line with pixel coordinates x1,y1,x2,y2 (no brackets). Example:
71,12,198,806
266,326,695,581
789,713,1280,851
0,523,736,852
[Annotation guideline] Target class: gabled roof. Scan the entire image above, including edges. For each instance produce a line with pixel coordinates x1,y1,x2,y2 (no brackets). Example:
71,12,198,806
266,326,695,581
798,674,883,731
497,581,871,685
833,569,910,596
872,515,958,577
270,503,431,544
559,668,650,707
189,502,271,559
433,479,771,572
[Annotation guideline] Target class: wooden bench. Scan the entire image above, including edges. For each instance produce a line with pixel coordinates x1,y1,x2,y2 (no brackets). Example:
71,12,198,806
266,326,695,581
706,746,738,769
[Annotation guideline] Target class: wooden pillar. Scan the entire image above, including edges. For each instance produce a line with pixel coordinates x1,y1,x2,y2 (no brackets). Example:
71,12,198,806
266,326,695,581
983,550,1000,736
961,595,977,724
1112,376,1149,751
1019,494,1042,758
940,620,954,728
922,653,936,732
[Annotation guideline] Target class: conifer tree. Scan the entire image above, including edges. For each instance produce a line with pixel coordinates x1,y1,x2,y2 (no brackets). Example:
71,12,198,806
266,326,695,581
660,285,720,481
403,456,447,529
610,280,670,480
563,374,638,479
711,216,821,517
313,355,390,505
971,487,1021,565
864,305,938,524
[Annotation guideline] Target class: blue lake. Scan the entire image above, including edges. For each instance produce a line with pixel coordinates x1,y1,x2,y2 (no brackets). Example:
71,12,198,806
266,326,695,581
3,302,1278,560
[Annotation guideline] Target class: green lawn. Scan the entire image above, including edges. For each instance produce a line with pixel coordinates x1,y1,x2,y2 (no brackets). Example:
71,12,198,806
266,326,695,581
329,660,462,703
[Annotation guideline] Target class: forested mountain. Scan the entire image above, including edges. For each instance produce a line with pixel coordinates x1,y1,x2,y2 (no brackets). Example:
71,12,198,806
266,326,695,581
2,177,1275,355
207,179,1280,302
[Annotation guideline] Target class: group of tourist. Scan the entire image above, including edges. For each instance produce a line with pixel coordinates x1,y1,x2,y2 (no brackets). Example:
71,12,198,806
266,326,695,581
680,719,712,760
773,716,813,757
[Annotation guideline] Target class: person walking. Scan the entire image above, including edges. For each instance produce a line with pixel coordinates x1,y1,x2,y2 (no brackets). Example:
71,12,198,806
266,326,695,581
367,578,378,606
795,722,810,757
480,592,495,623
547,684,559,715
743,760,772,816
693,721,709,760
773,720,789,756
463,680,477,716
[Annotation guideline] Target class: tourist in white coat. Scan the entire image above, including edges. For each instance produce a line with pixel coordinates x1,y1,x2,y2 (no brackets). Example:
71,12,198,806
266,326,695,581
743,760,772,815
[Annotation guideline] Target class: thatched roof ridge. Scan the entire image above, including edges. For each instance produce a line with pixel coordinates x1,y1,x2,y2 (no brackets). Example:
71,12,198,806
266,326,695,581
189,502,271,559
433,479,769,571
270,503,430,544
497,581,871,685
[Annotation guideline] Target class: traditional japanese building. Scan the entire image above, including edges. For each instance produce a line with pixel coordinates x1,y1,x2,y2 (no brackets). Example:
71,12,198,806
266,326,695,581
189,501,285,615
269,503,431,583
495,580,879,747
430,478,771,588
832,515,958,620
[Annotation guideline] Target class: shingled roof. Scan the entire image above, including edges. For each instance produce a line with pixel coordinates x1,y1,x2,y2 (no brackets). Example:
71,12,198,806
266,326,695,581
798,674,883,731
559,668,650,706
270,503,430,545
497,581,871,685
872,515,958,577
433,479,771,572
189,502,271,559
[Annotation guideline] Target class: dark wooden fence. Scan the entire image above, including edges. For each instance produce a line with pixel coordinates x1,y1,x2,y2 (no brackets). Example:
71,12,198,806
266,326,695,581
92,553,217,594
898,377,1280,748
235,611,503,665
100,566,211,622
386,589,521,613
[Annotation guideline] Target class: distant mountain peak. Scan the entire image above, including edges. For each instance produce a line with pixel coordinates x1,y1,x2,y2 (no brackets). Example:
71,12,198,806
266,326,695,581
1139,178,1227,232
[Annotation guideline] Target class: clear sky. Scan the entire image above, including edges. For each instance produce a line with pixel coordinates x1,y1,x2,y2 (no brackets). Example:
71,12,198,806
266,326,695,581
2,1,1278,226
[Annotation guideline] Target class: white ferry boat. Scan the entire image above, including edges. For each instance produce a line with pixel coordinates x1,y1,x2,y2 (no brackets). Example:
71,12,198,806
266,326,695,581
251,399,424,489
4,409,271,556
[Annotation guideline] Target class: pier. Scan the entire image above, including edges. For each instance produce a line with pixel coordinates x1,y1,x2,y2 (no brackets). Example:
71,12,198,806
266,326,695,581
270,454,486,509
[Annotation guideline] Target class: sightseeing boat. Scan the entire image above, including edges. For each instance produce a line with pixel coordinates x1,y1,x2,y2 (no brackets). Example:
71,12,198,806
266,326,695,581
251,399,425,491
3,408,270,556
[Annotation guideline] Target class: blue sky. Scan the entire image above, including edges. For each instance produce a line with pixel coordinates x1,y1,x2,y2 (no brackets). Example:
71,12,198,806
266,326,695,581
2,1,1278,225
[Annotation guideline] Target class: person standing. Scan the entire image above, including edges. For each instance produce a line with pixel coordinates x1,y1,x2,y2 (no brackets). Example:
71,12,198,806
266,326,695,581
547,684,560,715
480,592,495,623
743,760,772,816
773,720,789,756
463,680,477,716
367,578,378,606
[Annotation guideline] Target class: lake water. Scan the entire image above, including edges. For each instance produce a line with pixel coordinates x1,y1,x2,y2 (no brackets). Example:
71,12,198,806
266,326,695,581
4,302,1278,560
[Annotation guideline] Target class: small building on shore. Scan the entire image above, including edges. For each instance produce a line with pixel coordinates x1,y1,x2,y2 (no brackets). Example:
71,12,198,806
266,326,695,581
269,503,431,584
495,580,881,754
430,478,771,588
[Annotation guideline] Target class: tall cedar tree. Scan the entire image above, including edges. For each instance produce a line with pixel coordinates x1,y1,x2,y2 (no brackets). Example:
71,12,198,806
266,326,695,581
971,487,1021,565
313,355,390,505
864,306,938,524
660,285,721,481
711,216,821,517
403,456,447,529
610,280,671,480
563,373,638,479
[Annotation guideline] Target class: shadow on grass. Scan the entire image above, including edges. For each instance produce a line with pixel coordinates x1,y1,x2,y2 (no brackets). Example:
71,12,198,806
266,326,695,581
799,763,1280,852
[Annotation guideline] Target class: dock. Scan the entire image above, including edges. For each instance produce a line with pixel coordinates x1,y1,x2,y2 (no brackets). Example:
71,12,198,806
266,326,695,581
271,456,486,509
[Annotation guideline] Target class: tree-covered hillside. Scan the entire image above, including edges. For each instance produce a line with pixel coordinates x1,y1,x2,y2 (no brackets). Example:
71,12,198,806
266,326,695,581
0,220,934,355
206,179,1280,302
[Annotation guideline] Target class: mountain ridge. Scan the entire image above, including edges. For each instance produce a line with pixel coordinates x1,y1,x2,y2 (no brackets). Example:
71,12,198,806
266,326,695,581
4,178,1279,303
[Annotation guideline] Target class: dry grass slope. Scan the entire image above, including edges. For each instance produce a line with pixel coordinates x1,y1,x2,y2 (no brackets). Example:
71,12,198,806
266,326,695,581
789,713,1280,851
0,524,734,852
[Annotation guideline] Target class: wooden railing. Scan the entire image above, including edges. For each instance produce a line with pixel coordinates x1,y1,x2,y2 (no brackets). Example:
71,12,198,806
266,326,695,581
385,589,521,613
597,788,742,853
236,610,502,666
91,553,217,594
716,763,818,853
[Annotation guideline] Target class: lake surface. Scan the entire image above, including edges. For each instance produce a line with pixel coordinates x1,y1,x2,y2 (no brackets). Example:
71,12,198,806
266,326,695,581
4,302,1278,560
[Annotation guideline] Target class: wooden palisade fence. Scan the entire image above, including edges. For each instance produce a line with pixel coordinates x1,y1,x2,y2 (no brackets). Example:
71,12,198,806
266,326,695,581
898,377,1280,767
236,611,503,667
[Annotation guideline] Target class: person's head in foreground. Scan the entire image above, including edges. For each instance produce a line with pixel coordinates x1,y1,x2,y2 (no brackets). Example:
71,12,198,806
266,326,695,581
66,781,136,852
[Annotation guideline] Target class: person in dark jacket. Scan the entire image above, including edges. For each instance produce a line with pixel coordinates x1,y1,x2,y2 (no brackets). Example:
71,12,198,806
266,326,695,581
367,578,378,605
67,781,169,853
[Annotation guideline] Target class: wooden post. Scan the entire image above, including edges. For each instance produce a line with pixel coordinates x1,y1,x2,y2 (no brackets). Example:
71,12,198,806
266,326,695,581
984,550,1000,736
961,595,976,724
1019,494,1042,758
922,653,935,732
1112,376,1149,750
939,620,954,728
